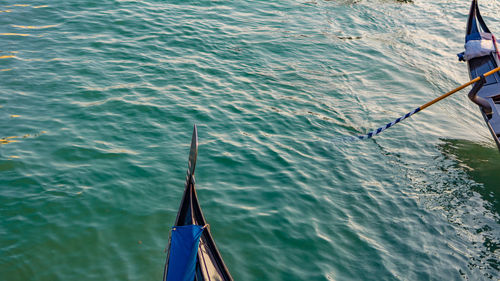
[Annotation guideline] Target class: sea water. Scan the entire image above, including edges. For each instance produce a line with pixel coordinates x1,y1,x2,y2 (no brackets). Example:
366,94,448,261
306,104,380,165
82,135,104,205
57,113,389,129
1,0,499,280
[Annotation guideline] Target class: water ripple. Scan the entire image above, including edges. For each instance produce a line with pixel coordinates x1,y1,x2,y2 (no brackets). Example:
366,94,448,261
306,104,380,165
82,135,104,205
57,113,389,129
1,0,500,280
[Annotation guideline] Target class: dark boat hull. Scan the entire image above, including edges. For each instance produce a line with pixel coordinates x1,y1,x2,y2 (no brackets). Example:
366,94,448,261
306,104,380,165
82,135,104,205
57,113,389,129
163,125,233,281
465,0,500,150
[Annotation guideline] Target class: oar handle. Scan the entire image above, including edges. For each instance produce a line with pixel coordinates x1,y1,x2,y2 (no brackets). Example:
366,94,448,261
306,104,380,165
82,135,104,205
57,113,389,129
421,66,500,110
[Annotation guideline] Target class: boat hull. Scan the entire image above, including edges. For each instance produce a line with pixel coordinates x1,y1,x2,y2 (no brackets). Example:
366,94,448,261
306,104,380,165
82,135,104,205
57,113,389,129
465,0,500,150
163,125,233,281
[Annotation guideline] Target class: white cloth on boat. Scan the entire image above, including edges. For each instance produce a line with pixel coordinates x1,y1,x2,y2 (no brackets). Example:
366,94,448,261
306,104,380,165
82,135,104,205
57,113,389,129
464,32,498,60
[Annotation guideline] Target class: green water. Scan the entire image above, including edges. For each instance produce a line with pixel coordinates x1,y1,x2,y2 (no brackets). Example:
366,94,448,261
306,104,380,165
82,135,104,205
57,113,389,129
1,0,500,280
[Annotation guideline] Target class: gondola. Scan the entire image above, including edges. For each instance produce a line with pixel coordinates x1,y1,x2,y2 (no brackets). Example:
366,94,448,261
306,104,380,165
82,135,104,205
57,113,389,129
462,0,500,150
163,125,233,281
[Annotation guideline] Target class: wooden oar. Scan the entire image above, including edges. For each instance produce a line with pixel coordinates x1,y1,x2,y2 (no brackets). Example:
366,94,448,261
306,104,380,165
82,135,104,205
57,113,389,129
338,66,500,142
420,66,500,109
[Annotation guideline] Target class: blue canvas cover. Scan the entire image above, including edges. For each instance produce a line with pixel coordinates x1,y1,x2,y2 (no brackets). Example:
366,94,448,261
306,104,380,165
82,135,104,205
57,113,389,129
166,225,204,281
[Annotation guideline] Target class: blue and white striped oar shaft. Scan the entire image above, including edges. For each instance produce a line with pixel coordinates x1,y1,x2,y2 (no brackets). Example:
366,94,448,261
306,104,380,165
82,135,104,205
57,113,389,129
336,66,500,143
356,107,420,140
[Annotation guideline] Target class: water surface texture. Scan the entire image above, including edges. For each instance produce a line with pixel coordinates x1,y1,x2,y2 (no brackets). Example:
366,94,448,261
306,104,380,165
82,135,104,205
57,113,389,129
1,0,500,280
